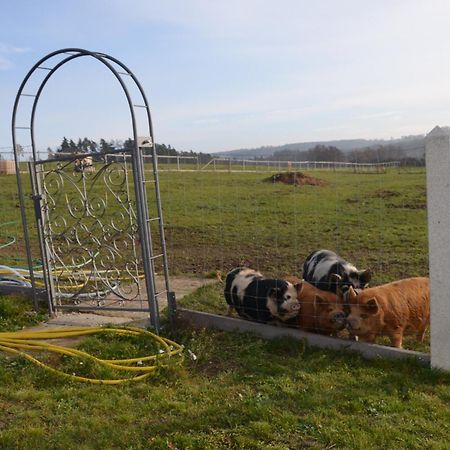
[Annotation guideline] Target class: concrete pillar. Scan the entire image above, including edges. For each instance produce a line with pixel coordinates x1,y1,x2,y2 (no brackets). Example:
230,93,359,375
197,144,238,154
426,125,450,371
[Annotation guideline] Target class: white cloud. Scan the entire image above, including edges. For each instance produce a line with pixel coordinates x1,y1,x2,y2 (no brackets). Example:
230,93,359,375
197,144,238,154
0,43,30,54
0,42,30,70
3,1,450,150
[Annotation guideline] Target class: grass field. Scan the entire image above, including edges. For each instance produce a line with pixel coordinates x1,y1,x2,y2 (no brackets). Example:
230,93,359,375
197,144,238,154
162,167,429,351
159,168,427,281
0,295,449,450
0,167,428,280
0,167,446,449
0,167,430,336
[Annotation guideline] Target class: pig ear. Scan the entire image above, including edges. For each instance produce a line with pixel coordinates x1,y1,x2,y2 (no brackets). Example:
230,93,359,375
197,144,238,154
314,295,330,310
358,269,372,285
294,281,303,295
347,286,357,301
330,273,342,283
358,269,372,286
364,298,379,315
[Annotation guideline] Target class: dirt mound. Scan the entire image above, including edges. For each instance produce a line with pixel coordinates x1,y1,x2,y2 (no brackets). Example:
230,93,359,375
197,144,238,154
264,171,327,186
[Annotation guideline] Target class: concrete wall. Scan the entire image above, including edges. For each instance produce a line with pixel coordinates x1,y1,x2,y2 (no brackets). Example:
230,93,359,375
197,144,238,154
177,308,429,365
426,126,450,371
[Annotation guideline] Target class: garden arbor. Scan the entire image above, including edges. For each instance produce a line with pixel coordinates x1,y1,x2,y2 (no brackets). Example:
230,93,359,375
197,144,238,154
12,48,171,332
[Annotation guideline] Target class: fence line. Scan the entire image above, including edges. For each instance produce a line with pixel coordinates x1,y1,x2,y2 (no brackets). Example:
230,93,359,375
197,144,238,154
0,149,401,173
200,158,400,173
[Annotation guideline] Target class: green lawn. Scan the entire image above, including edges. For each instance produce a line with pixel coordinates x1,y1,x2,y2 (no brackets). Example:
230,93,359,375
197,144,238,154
159,168,427,281
0,167,446,449
0,295,448,449
0,167,431,345
0,167,428,281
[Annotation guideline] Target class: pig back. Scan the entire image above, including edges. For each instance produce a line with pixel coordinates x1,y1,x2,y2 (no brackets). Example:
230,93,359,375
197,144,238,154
360,277,430,333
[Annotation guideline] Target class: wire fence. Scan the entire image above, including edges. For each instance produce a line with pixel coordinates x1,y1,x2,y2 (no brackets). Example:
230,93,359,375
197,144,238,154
0,148,401,174
0,146,429,350
200,158,400,173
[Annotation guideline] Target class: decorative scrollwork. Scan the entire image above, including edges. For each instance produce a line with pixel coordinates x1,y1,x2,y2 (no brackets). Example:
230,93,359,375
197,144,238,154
39,155,145,305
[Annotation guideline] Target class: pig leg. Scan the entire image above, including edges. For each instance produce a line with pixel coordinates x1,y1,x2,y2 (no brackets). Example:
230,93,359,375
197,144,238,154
417,327,427,343
359,334,376,343
390,333,403,348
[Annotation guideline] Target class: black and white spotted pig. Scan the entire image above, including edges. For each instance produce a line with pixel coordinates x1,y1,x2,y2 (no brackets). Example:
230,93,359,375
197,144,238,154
224,267,300,323
302,250,371,294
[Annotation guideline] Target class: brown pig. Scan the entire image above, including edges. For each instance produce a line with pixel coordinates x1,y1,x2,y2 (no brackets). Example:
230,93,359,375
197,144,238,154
286,278,347,335
344,277,429,348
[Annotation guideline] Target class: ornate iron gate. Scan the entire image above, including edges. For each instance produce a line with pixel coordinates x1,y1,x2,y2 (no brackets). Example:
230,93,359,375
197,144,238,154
12,48,171,332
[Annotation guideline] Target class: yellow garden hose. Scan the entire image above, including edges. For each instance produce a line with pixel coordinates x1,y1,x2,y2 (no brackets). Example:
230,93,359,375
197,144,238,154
0,326,184,385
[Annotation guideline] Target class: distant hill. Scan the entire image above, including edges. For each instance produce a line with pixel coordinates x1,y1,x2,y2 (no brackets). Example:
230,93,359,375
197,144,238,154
215,135,425,159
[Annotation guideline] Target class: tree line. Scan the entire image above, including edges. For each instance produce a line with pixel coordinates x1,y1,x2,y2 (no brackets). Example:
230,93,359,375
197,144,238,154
45,137,425,166
260,144,424,166
47,137,213,163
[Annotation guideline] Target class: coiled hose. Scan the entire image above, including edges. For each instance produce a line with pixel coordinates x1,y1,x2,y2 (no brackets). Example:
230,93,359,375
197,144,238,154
0,326,184,385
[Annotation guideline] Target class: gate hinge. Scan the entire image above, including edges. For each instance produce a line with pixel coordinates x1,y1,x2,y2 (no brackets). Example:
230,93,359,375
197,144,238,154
168,291,177,317
31,193,43,220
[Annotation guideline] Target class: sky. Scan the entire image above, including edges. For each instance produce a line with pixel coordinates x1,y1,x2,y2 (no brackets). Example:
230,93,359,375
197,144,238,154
1,0,450,154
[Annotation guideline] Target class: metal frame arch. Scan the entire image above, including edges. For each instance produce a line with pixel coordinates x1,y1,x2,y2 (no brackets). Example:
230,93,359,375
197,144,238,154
11,48,170,331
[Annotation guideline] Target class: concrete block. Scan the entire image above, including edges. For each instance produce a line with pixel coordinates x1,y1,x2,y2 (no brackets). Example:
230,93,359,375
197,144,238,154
177,308,430,365
426,126,450,371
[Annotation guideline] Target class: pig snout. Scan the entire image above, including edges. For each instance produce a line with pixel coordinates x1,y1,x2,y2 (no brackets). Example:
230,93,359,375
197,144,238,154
278,300,301,319
331,311,347,330
345,316,361,331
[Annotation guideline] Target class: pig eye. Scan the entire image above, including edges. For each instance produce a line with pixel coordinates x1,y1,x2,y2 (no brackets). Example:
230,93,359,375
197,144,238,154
360,313,368,319
286,295,291,300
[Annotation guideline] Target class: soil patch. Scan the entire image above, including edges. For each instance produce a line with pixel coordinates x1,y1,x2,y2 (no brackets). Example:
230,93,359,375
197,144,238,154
375,189,401,198
387,201,426,210
264,172,327,186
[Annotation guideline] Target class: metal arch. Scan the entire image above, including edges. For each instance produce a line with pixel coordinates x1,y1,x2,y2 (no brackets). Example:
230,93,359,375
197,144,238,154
99,53,172,306
11,48,170,331
28,50,159,325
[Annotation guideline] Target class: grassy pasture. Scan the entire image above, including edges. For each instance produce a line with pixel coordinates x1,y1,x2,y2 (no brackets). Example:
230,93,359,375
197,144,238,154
159,168,428,282
160,167,429,351
0,167,430,341
1,167,448,449
0,166,428,282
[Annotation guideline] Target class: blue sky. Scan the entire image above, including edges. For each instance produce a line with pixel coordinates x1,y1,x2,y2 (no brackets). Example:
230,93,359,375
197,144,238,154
1,0,450,153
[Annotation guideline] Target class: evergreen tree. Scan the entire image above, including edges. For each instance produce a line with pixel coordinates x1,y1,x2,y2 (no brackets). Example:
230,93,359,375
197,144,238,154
99,139,113,152
79,137,92,152
59,137,70,153
123,138,134,151
88,139,98,153
69,139,77,153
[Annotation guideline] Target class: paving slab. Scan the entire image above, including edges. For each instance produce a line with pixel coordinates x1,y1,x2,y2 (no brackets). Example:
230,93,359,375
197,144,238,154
27,276,216,332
